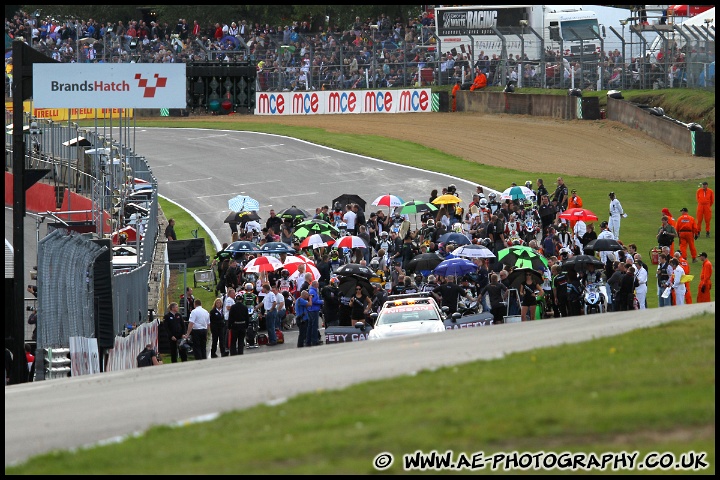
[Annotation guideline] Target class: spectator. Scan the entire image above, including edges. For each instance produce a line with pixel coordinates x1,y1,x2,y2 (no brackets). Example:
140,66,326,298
165,218,177,241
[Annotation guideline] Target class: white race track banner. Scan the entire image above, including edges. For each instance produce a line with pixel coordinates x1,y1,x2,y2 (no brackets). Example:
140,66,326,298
33,64,187,109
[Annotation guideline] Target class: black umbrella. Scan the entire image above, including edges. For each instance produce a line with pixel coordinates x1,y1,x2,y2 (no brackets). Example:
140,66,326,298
259,242,296,254
277,206,311,221
224,210,261,224
226,241,261,254
585,238,622,252
405,252,444,273
560,255,605,272
337,275,374,297
332,193,367,212
335,263,375,280
438,232,471,246
507,268,545,291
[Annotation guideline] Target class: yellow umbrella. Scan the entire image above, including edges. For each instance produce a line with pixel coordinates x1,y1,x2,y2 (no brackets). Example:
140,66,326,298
680,274,694,283
432,194,463,205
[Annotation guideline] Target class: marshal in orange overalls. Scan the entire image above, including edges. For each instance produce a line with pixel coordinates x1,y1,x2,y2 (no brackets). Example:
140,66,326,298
695,184,714,236
697,255,713,303
676,210,698,261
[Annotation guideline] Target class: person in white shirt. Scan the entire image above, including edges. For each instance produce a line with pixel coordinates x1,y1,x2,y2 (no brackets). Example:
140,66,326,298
185,299,210,360
343,204,357,235
573,219,587,254
608,192,626,240
595,221,616,263
223,288,236,322
262,284,280,345
669,258,686,306
633,254,648,309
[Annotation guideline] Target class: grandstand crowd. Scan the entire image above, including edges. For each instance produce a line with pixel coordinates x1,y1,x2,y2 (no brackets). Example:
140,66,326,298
6,7,714,95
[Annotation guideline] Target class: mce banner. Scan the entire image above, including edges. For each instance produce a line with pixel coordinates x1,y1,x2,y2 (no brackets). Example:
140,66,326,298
254,88,433,116
33,64,187,109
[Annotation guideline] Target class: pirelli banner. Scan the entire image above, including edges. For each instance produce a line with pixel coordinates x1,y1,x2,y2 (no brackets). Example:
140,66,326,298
254,88,433,116
32,64,187,109
4,100,133,121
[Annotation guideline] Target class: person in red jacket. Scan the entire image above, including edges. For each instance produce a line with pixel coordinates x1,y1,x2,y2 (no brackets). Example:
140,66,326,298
696,252,712,303
695,181,714,237
676,208,698,263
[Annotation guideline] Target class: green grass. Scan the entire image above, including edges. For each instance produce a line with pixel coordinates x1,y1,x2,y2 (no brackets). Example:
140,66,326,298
7,315,714,474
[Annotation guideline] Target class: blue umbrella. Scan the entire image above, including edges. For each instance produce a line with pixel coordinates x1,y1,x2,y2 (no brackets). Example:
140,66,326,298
433,258,478,277
438,232,471,246
228,195,260,212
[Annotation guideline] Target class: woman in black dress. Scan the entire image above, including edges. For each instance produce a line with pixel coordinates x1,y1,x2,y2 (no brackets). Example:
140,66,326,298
209,298,226,358
519,271,543,321
350,285,372,326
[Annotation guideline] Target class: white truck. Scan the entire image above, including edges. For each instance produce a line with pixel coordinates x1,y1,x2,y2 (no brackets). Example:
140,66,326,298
433,5,604,62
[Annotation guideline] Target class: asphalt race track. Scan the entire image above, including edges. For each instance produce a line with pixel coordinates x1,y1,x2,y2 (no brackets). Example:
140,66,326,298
4,128,716,467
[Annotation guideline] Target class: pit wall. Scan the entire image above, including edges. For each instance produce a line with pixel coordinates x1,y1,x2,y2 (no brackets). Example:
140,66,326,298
456,91,713,157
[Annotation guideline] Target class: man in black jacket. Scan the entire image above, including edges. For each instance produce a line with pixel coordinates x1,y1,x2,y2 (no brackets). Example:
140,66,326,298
228,300,250,355
164,302,187,363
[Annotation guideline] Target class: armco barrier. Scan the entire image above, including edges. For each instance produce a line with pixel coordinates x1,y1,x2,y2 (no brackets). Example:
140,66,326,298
606,97,713,157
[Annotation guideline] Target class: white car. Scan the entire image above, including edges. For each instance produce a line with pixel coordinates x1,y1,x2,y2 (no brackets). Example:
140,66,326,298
368,295,446,340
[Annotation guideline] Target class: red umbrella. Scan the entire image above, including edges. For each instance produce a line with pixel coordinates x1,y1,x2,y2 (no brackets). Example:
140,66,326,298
299,233,335,249
559,208,599,222
243,255,283,273
334,235,369,249
371,194,404,208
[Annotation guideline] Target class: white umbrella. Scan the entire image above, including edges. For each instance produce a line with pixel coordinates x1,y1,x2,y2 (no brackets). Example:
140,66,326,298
228,195,260,212
243,255,283,273
288,264,321,282
452,244,496,259
334,235,368,249
501,185,534,201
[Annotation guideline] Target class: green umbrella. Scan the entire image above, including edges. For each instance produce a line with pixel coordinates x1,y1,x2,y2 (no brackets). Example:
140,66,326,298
398,200,438,229
293,219,339,240
497,245,548,270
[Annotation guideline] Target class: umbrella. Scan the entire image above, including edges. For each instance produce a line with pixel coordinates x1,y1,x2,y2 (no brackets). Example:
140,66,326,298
585,237,622,252
432,194,463,205
452,244,496,259
334,235,369,249
284,256,320,280
335,263,375,280
227,195,260,212
284,254,316,266
224,210,261,224
299,233,335,249
433,258,478,277
277,205,311,221
225,241,261,255
288,263,321,282
332,194,366,212
293,219,339,239
397,200,438,215
243,255,283,273
559,208,599,223
438,232,471,246
507,268,545,291
405,252,444,273
372,194,404,208
501,186,532,201
497,245,549,270
259,242,296,254
337,275,374,297
560,255,605,272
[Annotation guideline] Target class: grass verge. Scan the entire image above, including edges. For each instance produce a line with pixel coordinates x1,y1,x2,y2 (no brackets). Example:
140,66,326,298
7,314,714,474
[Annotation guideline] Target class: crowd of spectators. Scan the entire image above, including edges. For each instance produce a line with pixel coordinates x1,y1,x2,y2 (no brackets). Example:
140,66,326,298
6,8,713,97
